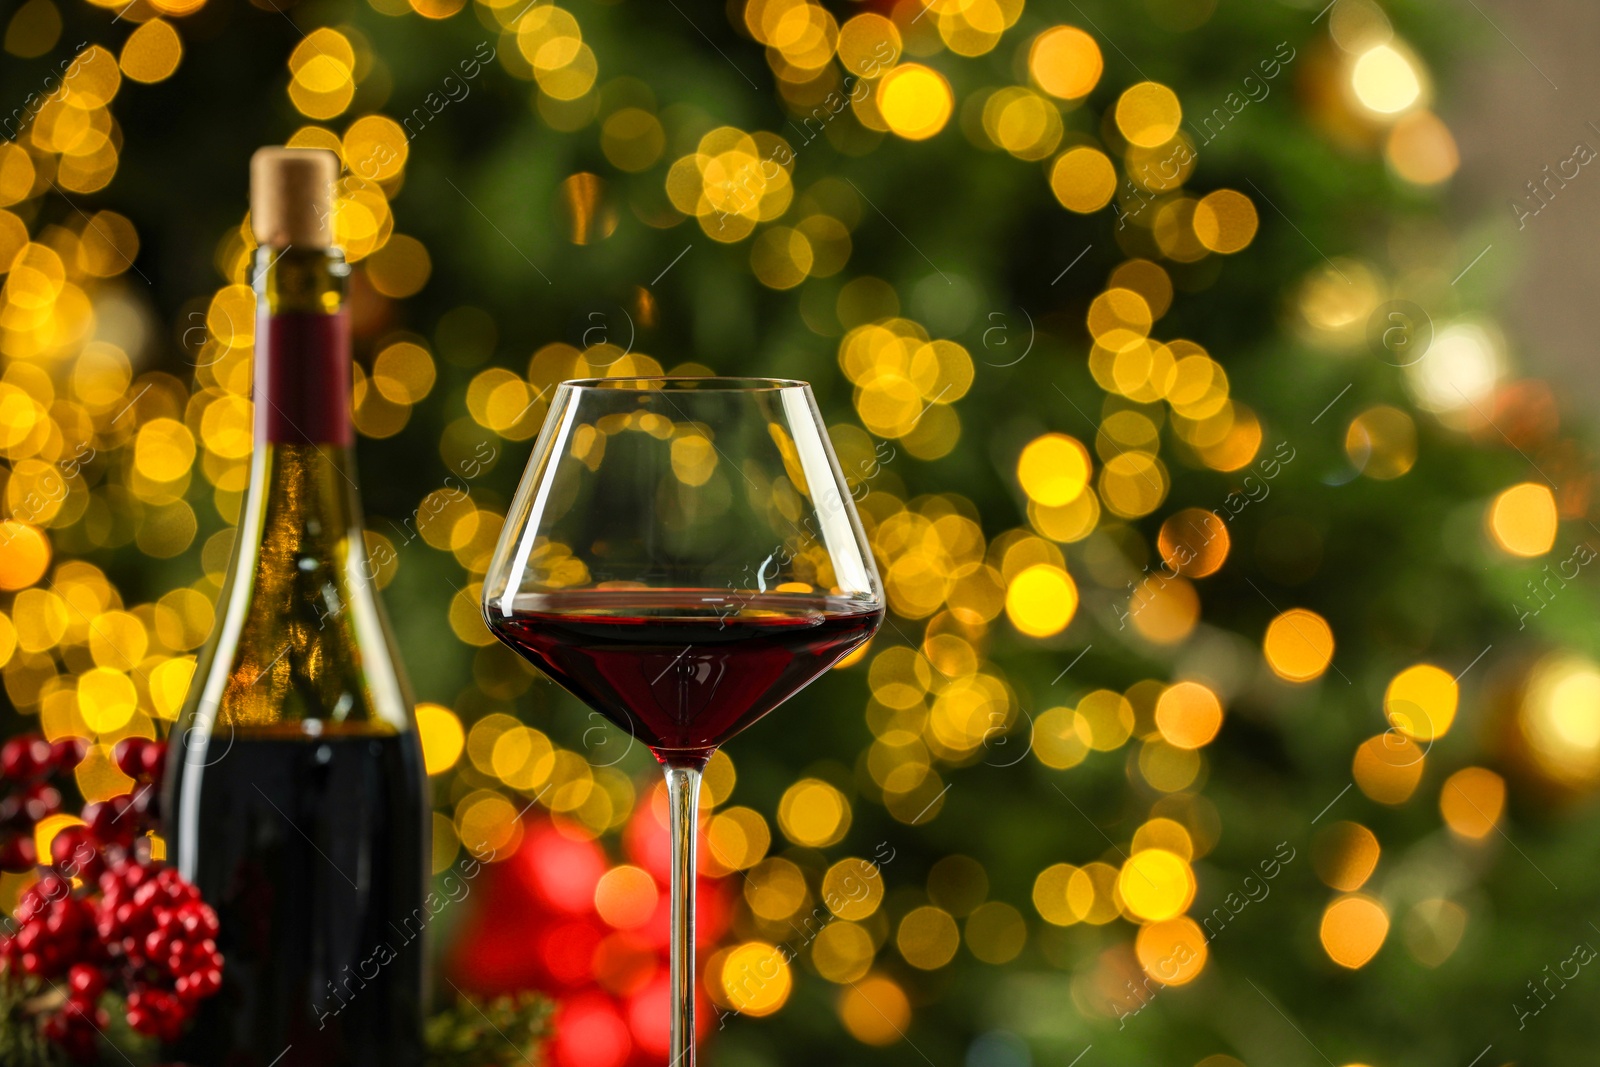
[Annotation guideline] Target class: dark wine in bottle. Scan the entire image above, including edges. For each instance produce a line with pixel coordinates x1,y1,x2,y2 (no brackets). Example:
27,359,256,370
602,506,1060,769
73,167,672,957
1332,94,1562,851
164,148,429,1067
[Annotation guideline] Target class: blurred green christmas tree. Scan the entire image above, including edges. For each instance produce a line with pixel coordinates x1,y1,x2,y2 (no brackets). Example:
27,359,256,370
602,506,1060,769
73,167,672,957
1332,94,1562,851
2,0,1599,1064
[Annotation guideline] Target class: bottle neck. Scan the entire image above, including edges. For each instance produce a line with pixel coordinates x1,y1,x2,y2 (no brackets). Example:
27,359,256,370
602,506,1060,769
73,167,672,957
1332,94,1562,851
249,245,361,533
253,245,353,450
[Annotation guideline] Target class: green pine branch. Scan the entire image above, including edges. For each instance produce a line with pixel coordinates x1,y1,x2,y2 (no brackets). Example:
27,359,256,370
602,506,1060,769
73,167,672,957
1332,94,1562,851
425,991,553,1067
0,973,61,1067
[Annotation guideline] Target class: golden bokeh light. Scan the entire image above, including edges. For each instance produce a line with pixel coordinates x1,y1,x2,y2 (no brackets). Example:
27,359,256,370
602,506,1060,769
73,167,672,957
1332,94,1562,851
1158,508,1229,578
1139,739,1201,793
1320,894,1390,969
288,30,356,120
1031,707,1088,770
365,234,431,298
1384,664,1457,743
1074,689,1134,751
1345,405,1416,480
66,44,122,109
1117,848,1195,921
707,806,770,872
1155,682,1223,749
720,941,792,1016
343,114,408,180
1005,563,1078,638
454,790,524,857
822,857,884,921
1488,482,1557,558
744,857,807,921
878,64,954,141
837,13,900,77
1109,259,1173,318
1032,862,1083,926
1116,82,1183,148
812,921,875,983
964,901,1026,964
777,777,851,847
1029,25,1102,100
1029,491,1100,544
983,88,1063,161
1328,0,1392,54
1192,190,1257,254
1439,767,1505,840
1517,653,1600,789
120,18,183,84
837,975,911,1045
1133,817,1194,861
0,522,50,590
1351,43,1422,116
415,702,464,775
77,748,135,805
3,0,61,58
1128,576,1199,646
1386,110,1459,185
1072,862,1123,925
897,905,959,969
750,225,814,289
1353,732,1425,805
1312,821,1380,892
1263,608,1335,683
593,864,658,928
1407,321,1502,414
1087,288,1153,340
1017,433,1091,506
79,667,136,732
1098,452,1169,518
932,0,1012,58
1152,197,1206,262
1136,916,1207,985
1049,147,1117,214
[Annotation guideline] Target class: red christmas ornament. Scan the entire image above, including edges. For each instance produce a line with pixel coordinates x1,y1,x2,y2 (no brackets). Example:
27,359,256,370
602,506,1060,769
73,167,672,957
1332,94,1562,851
446,799,734,1067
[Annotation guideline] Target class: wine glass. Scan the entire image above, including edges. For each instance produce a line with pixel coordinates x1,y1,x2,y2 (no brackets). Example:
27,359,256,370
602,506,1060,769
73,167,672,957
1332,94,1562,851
480,377,884,1064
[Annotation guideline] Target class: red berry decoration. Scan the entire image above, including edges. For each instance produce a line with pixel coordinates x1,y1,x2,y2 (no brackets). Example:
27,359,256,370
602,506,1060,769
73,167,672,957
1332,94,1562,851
50,826,104,883
68,962,106,1000
48,737,89,774
140,741,168,781
0,735,50,781
0,730,220,1063
0,834,36,872
81,796,136,848
20,782,62,824
113,738,150,780
113,737,169,789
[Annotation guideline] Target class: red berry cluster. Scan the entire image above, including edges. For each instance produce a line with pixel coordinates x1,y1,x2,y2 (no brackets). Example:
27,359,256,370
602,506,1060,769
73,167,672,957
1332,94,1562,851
0,733,223,1062
0,736,89,872
98,861,223,1040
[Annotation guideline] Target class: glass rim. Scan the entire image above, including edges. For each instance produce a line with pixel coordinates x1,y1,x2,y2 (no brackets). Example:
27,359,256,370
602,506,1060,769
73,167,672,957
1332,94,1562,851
558,375,810,392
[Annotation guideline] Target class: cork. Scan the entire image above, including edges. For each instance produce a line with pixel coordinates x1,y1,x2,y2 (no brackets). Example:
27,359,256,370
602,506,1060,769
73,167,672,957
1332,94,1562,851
249,147,338,250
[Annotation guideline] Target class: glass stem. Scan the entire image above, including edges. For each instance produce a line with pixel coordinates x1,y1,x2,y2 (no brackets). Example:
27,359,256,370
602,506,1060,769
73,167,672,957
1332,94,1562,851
665,761,702,1067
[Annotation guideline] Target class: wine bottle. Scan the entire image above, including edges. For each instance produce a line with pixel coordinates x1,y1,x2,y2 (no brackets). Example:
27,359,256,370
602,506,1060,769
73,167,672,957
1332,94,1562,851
164,148,429,1067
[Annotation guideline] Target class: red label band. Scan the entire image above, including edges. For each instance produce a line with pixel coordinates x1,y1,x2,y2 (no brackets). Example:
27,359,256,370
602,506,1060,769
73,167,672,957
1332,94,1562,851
254,310,354,447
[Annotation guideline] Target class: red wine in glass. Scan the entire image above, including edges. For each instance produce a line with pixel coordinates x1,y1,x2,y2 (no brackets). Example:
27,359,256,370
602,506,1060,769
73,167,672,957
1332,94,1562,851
487,590,882,764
